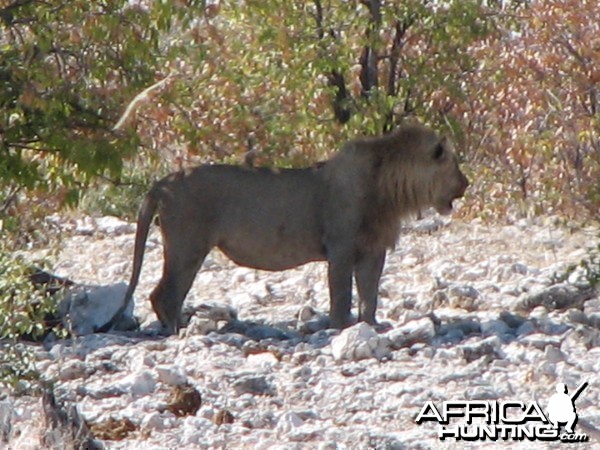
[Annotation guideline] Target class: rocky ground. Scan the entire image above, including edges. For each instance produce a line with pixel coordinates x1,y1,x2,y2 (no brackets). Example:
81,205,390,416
2,214,600,449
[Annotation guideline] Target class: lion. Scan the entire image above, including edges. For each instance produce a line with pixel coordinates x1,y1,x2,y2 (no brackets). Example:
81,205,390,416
102,123,469,334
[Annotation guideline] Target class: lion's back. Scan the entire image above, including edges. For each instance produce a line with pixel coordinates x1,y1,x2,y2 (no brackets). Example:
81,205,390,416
154,164,328,269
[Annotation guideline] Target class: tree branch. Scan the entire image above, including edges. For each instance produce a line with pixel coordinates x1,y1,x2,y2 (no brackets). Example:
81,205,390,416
387,17,414,97
328,70,352,124
112,73,176,132
358,0,381,97
312,0,352,124
0,0,35,25
0,185,21,214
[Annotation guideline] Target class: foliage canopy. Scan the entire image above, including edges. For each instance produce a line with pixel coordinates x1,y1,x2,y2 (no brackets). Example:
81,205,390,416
1,0,599,226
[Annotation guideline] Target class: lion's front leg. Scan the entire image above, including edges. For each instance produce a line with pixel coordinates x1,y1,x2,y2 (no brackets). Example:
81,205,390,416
327,254,354,329
355,250,386,325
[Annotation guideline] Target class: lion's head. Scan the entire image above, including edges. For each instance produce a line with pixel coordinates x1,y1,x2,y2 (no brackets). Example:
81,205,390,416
353,123,469,249
375,123,469,217
420,134,469,217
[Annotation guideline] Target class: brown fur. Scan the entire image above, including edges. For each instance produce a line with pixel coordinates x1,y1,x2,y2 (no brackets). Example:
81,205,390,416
102,123,468,334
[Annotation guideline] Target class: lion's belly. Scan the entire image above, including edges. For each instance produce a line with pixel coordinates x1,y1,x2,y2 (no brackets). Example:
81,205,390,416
219,247,324,271
216,221,326,271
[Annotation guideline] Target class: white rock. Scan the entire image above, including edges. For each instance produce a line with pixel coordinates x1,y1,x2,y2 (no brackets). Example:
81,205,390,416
59,282,133,335
449,284,480,299
354,341,373,360
180,417,214,445
331,322,390,361
232,375,275,396
197,406,216,421
155,365,187,386
184,317,217,337
58,359,87,381
584,298,600,316
141,411,169,433
530,305,548,320
386,317,435,349
48,342,75,360
75,216,95,235
459,336,504,362
318,442,339,450
413,216,448,233
129,350,156,371
480,319,511,337
462,267,487,281
95,216,135,235
246,352,279,368
298,306,330,334
544,345,565,363
230,292,254,311
117,370,157,397
194,302,238,322
276,411,304,433
298,304,319,322
429,260,463,280
511,263,529,275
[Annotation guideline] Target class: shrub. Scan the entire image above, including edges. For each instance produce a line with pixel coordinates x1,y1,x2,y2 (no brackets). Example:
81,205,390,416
0,236,63,390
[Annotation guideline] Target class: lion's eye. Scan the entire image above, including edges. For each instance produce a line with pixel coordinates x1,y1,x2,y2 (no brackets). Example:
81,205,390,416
433,143,445,160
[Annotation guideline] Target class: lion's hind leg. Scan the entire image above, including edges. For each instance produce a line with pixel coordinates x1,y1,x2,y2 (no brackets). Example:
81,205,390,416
150,243,209,334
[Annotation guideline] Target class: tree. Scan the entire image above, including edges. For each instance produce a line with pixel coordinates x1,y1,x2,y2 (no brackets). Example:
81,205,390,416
0,0,188,207
2,0,598,230
154,0,492,167
461,0,600,217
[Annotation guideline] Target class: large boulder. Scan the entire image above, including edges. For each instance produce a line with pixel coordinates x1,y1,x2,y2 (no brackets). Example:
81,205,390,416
59,282,136,335
331,322,390,361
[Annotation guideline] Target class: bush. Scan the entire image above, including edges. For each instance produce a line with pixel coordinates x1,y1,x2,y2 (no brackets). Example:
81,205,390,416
0,247,54,340
0,236,63,390
3,0,599,226
78,166,158,221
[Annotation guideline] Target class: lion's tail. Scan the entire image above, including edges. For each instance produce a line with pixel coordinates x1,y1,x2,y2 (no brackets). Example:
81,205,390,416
96,187,159,332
